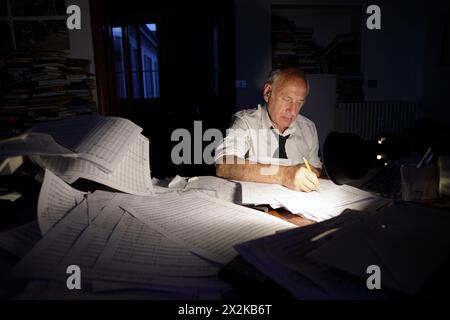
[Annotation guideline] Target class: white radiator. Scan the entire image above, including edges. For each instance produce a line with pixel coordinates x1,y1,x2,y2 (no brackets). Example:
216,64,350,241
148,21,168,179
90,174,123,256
336,101,420,140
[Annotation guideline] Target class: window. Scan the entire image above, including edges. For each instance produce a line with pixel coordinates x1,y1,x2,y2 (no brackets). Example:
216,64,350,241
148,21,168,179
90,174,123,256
112,27,126,98
112,23,160,99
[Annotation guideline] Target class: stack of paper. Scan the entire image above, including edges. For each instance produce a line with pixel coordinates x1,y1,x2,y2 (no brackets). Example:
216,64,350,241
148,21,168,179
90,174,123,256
11,170,296,299
0,115,153,196
184,176,240,203
240,179,385,222
235,202,450,298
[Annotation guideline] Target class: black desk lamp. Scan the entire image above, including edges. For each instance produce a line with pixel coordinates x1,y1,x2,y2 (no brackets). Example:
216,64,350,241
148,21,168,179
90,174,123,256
323,131,412,185
323,132,374,185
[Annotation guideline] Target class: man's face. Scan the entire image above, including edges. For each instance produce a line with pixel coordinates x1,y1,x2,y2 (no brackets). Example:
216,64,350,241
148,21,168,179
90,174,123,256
264,75,308,133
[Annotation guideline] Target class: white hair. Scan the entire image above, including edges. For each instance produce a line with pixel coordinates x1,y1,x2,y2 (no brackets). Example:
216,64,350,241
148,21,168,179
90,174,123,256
265,67,310,96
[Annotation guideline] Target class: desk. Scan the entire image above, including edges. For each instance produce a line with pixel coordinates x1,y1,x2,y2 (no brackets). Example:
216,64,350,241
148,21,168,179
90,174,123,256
267,208,315,227
0,163,319,299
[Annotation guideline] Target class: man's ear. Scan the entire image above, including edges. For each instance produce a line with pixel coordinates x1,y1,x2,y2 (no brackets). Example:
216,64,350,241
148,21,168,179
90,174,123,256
263,84,272,103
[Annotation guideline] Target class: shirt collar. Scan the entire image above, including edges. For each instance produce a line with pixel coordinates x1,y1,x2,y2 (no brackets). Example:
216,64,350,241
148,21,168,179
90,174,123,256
260,104,297,137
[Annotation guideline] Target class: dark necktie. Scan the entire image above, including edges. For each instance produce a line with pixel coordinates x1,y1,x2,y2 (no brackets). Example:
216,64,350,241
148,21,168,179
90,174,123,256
272,129,290,159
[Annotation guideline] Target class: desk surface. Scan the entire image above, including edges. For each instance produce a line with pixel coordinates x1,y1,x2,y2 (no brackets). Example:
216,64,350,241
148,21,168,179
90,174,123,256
267,208,315,227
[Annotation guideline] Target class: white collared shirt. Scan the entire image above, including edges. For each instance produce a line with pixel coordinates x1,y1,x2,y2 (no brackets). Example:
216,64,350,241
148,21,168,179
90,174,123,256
215,104,322,168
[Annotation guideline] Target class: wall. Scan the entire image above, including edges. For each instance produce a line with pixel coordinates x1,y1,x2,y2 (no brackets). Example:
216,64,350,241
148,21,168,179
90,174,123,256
234,0,272,109
234,0,441,106
301,74,337,153
361,0,427,102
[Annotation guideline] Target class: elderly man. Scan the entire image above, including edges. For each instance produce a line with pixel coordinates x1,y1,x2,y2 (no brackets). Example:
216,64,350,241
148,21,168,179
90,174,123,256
215,66,321,192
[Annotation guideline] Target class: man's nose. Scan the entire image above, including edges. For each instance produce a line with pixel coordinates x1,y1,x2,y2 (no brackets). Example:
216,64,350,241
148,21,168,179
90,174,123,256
286,103,296,114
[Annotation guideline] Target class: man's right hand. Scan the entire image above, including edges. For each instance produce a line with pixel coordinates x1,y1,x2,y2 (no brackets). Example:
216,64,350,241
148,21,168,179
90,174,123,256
282,165,320,192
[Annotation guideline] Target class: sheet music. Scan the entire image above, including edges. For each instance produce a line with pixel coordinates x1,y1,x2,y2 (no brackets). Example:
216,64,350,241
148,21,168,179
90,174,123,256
13,200,90,281
29,115,142,173
275,184,374,222
0,221,41,258
15,188,226,296
32,134,154,196
240,179,339,207
94,211,219,281
88,190,117,219
54,200,126,283
0,132,76,158
240,181,297,206
122,191,295,264
37,169,87,234
185,176,240,203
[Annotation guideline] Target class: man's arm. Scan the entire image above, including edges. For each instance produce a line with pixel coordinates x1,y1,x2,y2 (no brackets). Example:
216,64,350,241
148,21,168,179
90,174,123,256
216,156,320,192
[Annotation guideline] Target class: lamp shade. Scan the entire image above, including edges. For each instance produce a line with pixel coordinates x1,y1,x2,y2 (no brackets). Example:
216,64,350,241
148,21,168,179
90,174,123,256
323,132,373,185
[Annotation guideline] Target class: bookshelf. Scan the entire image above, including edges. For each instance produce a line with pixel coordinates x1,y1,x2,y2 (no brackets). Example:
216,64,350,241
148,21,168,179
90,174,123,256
272,14,322,73
0,0,69,53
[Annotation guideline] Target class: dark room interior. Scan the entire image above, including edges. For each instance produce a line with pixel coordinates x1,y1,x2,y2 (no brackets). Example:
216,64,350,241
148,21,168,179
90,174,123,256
1,0,450,307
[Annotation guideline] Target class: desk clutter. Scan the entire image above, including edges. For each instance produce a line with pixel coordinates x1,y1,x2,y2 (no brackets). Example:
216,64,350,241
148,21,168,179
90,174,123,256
0,115,153,195
236,202,450,298
3,170,296,299
0,115,449,299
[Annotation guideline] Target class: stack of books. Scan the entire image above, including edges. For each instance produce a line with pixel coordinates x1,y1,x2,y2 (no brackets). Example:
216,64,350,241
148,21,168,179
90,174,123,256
65,58,97,115
0,51,97,137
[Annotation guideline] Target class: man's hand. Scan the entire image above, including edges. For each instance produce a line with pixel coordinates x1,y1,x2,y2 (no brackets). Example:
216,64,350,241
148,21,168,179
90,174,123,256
282,165,320,192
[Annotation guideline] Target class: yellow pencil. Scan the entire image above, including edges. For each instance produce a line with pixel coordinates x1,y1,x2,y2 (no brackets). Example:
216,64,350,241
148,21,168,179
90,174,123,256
303,157,320,191
303,157,312,172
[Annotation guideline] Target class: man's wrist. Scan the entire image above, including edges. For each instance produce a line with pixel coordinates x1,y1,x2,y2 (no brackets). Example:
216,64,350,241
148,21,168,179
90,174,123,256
280,165,298,187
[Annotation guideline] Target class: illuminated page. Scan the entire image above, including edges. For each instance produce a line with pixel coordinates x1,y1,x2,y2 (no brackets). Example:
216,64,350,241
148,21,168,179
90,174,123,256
29,115,142,173
94,212,219,280
37,169,87,235
122,191,296,264
240,178,338,207
0,132,76,158
33,134,153,196
12,200,90,281
275,184,374,222
88,190,117,218
239,181,297,206
54,200,126,284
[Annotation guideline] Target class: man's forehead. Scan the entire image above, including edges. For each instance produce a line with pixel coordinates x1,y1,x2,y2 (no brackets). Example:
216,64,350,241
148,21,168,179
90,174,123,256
275,74,307,90
275,77,307,96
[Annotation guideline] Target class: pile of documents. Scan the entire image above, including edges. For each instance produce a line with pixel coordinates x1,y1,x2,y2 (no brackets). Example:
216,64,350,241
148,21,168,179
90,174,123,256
0,115,153,196
235,202,450,298
3,169,295,299
239,179,386,222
